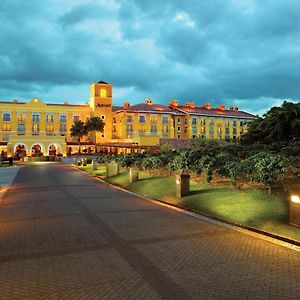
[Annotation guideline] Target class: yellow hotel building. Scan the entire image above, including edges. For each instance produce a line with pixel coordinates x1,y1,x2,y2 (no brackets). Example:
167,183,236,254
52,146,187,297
0,81,255,158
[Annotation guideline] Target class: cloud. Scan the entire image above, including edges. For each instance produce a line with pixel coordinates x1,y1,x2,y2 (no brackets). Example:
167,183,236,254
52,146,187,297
0,0,300,116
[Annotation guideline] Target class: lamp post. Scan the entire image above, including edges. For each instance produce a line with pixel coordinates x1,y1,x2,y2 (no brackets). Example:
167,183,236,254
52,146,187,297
289,194,300,227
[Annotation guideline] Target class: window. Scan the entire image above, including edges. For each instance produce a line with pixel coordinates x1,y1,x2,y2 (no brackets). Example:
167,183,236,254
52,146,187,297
17,113,25,122
32,113,40,122
46,113,54,123
177,134,180,139
113,117,116,123
225,128,230,135
139,115,146,123
192,117,197,125
73,115,80,122
126,115,133,123
177,118,181,124
2,134,9,141
162,116,168,124
192,127,197,134
150,125,157,133
162,125,168,134
139,126,146,135
150,115,157,124
201,126,206,133
200,118,206,125
225,119,230,127
101,115,105,120
100,89,107,97
60,124,67,132
46,125,54,135
2,124,11,131
184,118,188,125
2,112,11,122
32,123,39,134
233,128,237,135
17,124,25,133
209,127,214,135
209,117,214,125
177,126,181,132
233,120,237,127
217,127,222,135
60,114,67,123
112,125,116,133
126,124,134,132
240,120,244,127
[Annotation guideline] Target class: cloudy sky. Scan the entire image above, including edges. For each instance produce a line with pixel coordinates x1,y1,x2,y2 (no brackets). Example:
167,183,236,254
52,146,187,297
1,0,300,115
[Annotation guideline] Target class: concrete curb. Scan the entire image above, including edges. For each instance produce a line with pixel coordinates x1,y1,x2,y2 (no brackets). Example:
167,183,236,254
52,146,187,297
73,165,300,253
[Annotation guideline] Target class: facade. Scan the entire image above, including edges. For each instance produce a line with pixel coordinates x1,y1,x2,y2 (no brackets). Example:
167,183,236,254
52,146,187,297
0,81,255,158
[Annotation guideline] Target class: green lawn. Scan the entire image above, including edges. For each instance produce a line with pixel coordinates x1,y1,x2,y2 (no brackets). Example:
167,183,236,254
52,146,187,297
79,165,300,242
79,164,107,176
0,162,10,168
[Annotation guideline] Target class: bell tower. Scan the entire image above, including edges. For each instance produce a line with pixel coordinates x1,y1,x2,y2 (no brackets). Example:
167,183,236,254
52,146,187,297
90,81,113,143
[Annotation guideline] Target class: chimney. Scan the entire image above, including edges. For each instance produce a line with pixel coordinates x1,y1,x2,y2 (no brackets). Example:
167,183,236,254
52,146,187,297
145,98,153,105
218,104,225,111
234,106,239,111
123,102,130,108
168,100,178,107
12,99,19,103
186,102,195,108
205,103,211,110
229,106,234,111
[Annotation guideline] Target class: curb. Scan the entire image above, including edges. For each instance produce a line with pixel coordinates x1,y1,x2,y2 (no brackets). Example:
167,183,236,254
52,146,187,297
74,165,300,252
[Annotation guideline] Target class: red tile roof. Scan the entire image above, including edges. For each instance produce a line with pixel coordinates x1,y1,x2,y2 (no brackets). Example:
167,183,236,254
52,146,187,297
113,103,183,115
175,106,256,119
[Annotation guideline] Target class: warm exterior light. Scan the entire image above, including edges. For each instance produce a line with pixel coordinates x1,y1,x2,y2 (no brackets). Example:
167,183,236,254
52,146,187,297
291,195,300,203
176,179,180,184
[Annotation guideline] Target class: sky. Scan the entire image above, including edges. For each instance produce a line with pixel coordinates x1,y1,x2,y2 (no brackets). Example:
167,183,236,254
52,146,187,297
1,0,300,116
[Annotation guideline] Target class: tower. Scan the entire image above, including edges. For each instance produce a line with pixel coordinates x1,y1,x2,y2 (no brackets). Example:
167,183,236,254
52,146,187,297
89,81,113,143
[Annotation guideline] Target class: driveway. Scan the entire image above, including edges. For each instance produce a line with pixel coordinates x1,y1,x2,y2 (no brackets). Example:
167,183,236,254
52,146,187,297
0,164,300,299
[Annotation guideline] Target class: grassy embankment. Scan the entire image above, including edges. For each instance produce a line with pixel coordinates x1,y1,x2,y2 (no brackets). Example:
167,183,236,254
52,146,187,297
80,164,300,242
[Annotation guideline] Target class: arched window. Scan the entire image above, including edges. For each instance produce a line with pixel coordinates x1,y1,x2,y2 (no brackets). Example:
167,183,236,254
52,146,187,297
100,89,107,97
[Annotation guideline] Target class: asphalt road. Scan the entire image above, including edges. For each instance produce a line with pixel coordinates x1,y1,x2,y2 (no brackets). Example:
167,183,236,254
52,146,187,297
1,164,300,299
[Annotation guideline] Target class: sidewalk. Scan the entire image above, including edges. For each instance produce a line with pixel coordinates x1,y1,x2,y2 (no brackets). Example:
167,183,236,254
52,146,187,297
0,166,19,200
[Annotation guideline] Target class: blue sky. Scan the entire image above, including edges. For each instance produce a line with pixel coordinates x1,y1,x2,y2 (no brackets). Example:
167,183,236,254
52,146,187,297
0,0,299,115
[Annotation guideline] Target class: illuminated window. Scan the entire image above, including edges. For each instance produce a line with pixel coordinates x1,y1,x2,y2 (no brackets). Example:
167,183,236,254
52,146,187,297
100,89,107,97
201,126,206,133
46,125,54,135
32,123,39,132
225,119,230,126
192,117,197,125
200,118,206,125
2,112,11,122
126,124,133,132
2,124,11,131
17,113,25,122
150,115,157,124
46,113,54,123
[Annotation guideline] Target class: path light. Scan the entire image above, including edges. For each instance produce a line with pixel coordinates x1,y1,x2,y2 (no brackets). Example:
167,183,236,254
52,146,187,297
291,195,300,203
289,193,300,227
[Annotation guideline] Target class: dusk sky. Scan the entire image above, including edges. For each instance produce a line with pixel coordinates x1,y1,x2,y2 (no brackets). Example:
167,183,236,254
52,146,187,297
1,0,300,115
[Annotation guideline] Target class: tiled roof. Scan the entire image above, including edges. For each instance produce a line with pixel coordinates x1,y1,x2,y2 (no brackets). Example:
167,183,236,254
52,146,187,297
114,103,183,115
175,106,256,119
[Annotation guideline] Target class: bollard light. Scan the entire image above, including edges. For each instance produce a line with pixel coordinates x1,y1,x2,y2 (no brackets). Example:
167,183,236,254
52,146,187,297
291,195,300,203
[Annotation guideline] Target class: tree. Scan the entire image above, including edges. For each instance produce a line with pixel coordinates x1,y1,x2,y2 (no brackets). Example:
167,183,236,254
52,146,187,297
224,161,242,185
242,101,300,144
70,120,88,154
252,153,289,196
85,117,105,143
199,156,216,183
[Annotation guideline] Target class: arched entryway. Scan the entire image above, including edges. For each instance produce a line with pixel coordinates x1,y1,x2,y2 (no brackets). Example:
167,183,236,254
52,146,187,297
30,143,45,157
14,143,28,160
48,143,62,156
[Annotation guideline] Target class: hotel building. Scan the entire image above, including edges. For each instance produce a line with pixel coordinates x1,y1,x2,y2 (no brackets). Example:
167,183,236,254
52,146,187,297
0,81,255,157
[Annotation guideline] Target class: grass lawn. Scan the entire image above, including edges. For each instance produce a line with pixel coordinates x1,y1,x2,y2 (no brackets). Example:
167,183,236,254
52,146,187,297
103,169,300,242
0,162,10,168
79,165,300,242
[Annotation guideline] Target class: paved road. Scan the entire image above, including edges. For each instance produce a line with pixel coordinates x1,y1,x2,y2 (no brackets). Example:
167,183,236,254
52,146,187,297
1,164,300,299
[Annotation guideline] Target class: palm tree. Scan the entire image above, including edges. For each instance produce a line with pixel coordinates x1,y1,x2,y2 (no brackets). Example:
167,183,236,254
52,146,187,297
70,120,88,154
85,117,105,143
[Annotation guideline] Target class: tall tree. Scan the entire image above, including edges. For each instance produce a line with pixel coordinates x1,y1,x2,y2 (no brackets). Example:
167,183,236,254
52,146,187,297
242,101,300,144
70,120,88,154
85,117,105,143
